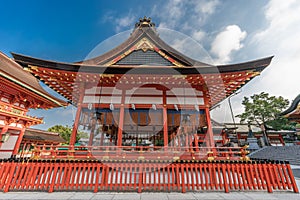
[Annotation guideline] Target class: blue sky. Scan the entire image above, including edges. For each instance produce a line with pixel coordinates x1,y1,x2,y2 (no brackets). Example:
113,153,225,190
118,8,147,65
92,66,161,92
1,0,300,129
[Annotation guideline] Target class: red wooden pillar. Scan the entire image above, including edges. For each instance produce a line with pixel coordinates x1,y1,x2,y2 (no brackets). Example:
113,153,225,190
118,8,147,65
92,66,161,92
204,95,215,147
88,118,96,146
20,142,27,158
163,90,168,148
70,83,85,146
88,127,95,146
0,124,8,135
100,132,104,146
13,126,26,155
0,124,9,150
205,106,215,148
203,90,215,148
117,89,126,147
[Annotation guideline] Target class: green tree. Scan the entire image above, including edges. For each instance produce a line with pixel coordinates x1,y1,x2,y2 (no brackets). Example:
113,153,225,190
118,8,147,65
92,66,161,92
48,125,87,144
267,117,296,131
236,92,292,145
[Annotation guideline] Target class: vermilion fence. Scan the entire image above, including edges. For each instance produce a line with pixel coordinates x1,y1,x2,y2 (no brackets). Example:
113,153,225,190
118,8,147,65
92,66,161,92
0,159,298,193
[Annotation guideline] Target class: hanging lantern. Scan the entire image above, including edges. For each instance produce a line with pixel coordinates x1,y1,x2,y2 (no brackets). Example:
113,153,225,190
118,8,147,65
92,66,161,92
194,104,199,111
131,103,136,110
110,103,114,110
152,104,157,110
174,104,178,111
88,103,92,110
182,113,191,124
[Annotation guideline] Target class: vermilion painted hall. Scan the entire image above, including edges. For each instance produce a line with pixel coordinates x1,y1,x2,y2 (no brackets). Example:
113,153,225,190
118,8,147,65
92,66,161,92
0,17,298,193
12,17,273,151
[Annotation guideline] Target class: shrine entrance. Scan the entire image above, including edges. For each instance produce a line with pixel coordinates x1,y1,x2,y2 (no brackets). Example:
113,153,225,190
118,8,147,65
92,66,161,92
81,106,209,150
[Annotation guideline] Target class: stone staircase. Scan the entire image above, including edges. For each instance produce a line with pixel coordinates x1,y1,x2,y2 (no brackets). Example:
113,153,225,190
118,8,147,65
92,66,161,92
249,145,300,166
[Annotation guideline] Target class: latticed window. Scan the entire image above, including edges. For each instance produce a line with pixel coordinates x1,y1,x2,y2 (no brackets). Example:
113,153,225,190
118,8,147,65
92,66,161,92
116,49,173,66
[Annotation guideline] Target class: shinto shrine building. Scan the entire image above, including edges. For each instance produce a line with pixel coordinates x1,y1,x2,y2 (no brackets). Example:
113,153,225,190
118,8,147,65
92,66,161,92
12,17,273,155
0,17,298,194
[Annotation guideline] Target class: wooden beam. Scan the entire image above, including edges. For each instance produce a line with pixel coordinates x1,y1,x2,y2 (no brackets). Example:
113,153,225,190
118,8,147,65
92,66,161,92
12,126,26,155
81,103,206,110
88,118,96,146
0,124,9,151
205,106,215,148
70,83,85,146
117,89,126,147
163,90,168,147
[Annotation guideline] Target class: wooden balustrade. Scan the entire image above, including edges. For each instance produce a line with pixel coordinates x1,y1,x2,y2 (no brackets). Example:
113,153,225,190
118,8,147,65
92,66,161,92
0,158,298,193
19,145,246,161
0,101,43,123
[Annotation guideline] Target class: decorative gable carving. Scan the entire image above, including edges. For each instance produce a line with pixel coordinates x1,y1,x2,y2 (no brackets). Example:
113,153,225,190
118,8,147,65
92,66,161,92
135,38,155,52
104,37,184,67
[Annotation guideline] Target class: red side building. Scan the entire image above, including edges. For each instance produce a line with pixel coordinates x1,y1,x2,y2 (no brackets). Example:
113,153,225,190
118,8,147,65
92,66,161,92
0,51,67,158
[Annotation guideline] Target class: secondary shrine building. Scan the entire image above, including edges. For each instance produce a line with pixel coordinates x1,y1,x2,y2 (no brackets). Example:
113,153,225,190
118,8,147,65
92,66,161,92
12,17,273,152
0,52,66,158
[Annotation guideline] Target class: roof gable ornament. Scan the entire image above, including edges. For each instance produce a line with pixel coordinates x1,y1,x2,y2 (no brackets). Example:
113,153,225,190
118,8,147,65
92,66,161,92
105,37,185,67
136,37,155,52
135,16,155,28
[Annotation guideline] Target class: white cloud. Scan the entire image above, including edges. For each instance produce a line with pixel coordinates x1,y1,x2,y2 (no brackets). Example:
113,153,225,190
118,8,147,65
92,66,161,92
55,106,75,117
152,0,219,40
249,0,300,101
157,29,214,64
212,0,300,123
210,25,247,64
167,0,185,20
153,0,186,30
115,14,136,32
100,10,136,32
194,0,220,15
192,30,206,42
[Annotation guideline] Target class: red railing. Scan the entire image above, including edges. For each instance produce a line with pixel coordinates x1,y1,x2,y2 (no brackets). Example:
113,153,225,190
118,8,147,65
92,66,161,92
0,159,298,193
20,145,248,161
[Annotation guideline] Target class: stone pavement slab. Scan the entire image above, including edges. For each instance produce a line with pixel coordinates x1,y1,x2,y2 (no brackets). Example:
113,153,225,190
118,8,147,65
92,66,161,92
91,193,115,200
192,192,224,199
167,193,195,200
68,192,95,199
140,193,168,200
0,191,299,200
112,193,140,200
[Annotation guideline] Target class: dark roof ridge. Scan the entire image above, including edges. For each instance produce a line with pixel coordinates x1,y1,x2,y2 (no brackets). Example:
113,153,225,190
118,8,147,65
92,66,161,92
0,51,67,107
12,52,273,75
26,128,60,136
280,94,300,116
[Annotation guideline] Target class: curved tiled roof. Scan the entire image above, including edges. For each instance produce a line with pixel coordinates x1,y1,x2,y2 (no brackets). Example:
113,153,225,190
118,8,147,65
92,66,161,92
24,128,66,143
281,94,300,116
9,17,273,107
250,146,300,166
0,51,67,108
76,17,212,67
12,52,272,74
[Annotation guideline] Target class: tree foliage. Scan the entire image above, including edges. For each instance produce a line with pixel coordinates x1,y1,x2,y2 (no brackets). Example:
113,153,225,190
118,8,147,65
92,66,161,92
48,125,87,144
267,117,297,131
236,92,293,130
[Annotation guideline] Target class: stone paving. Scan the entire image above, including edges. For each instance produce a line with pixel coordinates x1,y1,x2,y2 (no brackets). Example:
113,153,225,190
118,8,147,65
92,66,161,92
0,170,299,200
0,190,299,200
